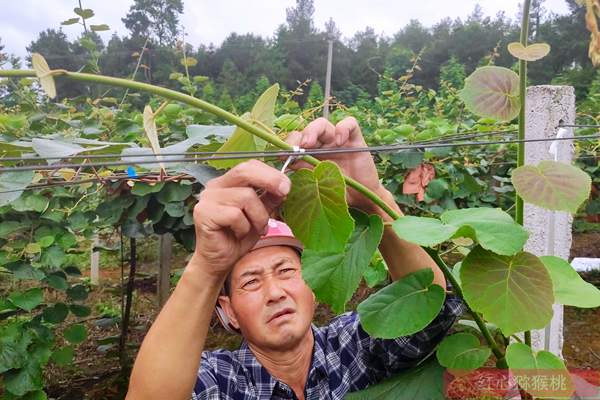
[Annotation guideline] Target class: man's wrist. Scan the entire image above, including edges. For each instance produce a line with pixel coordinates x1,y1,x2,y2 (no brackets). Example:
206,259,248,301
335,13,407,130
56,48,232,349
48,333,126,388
367,186,404,222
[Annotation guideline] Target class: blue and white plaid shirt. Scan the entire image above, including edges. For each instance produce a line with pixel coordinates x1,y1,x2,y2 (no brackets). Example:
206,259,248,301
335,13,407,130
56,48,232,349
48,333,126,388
193,294,465,399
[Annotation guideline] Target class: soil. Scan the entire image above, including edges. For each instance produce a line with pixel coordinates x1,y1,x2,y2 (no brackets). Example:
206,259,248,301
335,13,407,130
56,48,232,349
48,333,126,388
20,231,600,399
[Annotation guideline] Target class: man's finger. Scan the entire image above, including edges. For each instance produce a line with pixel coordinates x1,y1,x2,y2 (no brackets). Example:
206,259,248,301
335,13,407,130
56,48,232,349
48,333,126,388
196,203,252,240
335,117,365,145
300,118,336,148
207,160,291,197
204,187,271,235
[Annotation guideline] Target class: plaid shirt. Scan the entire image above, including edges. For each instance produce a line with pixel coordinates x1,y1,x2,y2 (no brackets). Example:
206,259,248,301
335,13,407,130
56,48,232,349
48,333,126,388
192,294,464,400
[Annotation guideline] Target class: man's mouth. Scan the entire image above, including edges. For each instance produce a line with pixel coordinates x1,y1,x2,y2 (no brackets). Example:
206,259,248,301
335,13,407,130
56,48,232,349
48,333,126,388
267,308,295,323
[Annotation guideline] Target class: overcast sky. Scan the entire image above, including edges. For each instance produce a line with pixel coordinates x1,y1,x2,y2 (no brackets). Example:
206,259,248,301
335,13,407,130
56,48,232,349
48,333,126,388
1,0,571,60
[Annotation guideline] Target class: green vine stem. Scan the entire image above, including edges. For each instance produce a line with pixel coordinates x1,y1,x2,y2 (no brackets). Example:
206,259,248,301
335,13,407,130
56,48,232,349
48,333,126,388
2,69,400,218
517,0,532,347
1,67,506,356
425,249,506,367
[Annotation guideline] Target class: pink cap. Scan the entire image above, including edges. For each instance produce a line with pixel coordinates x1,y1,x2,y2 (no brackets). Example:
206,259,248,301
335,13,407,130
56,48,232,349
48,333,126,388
215,219,303,333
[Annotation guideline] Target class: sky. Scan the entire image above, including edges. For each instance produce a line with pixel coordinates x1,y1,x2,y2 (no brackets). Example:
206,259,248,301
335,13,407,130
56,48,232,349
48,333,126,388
0,0,571,60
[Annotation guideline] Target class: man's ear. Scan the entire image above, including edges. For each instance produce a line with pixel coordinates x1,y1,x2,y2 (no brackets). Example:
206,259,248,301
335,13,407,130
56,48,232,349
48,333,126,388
218,295,240,330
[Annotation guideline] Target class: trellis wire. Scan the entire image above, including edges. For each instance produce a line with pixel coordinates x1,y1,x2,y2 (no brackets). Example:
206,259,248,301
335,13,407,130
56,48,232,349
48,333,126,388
1,133,598,174
0,129,517,163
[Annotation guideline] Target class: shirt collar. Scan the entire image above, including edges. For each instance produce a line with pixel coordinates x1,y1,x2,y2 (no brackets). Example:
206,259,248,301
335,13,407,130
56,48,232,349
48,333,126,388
237,324,328,397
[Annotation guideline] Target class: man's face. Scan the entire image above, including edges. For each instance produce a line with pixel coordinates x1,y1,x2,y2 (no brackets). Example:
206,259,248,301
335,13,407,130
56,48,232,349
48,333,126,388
218,245,315,351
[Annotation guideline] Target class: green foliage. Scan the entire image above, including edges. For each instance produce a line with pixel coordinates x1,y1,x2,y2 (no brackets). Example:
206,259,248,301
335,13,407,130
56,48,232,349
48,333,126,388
461,246,554,336
392,208,529,256
436,333,491,371
302,211,383,313
511,160,592,213
357,268,445,338
283,161,354,252
460,66,520,122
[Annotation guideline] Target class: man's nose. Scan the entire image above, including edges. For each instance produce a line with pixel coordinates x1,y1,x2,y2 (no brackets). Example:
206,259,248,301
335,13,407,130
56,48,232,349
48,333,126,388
263,277,286,303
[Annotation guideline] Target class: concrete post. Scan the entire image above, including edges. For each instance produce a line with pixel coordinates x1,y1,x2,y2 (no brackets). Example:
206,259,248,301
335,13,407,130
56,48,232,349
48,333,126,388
523,85,576,357
157,233,173,308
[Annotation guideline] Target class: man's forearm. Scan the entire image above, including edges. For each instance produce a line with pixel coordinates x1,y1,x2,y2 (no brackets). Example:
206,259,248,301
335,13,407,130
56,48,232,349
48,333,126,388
368,187,446,288
127,258,225,400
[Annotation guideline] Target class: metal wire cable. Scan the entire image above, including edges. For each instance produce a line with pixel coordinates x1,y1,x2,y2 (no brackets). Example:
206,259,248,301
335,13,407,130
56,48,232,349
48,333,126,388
1,134,598,174
0,129,517,163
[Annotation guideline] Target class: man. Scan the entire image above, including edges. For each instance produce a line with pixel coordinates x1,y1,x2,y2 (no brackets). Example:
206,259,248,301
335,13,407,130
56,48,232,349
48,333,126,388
126,117,464,400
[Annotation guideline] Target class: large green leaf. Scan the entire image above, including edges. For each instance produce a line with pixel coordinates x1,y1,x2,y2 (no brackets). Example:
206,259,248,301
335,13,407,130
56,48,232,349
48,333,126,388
156,182,192,204
9,288,43,312
459,66,520,122
461,246,554,336
393,208,528,256
63,324,87,344
51,346,74,366
442,208,528,255
511,161,592,213
345,357,446,400
505,343,573,398
11,193,49,213
0,171,35,206
436,333,491,371
209,84,279,169
392,216,457,248
4,361,43,396
540,256,600,308
357,268,445,338
301,211,383,313
42,303,69,324
283,161,354,252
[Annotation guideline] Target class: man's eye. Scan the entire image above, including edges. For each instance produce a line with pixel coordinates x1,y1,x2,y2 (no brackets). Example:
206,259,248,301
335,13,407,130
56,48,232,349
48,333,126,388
281,268,295,274
243,279,258,288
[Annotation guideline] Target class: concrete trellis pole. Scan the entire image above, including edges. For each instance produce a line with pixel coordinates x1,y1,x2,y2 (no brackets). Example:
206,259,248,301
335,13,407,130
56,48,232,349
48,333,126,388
523,85,576,357
157,233,173,308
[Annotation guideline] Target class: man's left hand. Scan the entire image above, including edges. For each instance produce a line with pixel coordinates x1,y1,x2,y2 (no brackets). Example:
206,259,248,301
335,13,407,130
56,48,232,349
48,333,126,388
285,117,384,212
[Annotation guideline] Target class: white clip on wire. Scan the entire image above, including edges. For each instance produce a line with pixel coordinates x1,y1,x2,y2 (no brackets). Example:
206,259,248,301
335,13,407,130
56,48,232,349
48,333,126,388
280,145,305,173
549,127,568,161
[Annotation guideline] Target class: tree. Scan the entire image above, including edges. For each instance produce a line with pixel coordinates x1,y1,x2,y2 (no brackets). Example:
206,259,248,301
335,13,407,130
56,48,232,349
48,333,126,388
122,0,183,46
286,0,316,36
439,56,466,88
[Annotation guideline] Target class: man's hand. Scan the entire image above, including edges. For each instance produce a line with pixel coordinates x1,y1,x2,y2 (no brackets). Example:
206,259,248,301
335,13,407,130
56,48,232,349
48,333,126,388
190,160,291,277
285,117,384,212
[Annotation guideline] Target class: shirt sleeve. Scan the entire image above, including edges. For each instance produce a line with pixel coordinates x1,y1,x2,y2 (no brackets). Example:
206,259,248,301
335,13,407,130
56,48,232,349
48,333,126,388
327,290,466,390
191,352,222,400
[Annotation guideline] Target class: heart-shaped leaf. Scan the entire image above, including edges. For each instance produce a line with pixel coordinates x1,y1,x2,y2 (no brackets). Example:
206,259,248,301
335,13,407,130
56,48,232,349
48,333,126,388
506,343,573,398
393,208,528,256
209,84,279,169
302,211,382,313
511,160,592,213
540,256,600,307
436,333,491,371
283,161,354,252
42,303,69,324
507,42,551,61
64,324,87,344
392,216,458,248
461,246,554,336
0,171,35,207
31,53,57,99
345,356,445,400
357,268,445,338
459,66,520,122
9,288,43,312
51,346,74,366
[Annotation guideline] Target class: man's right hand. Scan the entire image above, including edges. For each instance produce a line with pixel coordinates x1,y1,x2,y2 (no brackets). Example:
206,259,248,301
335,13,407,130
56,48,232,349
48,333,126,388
189,160,291,278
